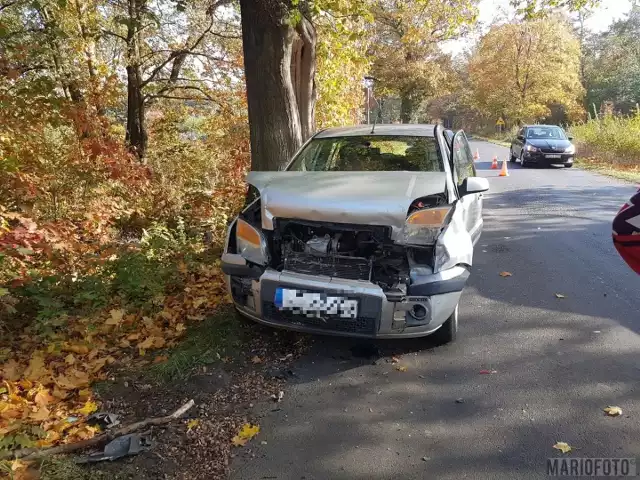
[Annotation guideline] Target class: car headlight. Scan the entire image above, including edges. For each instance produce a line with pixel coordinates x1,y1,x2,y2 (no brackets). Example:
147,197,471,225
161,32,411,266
525,144,538,152
565,145,575,154
236,218,269,265
403,206,453,245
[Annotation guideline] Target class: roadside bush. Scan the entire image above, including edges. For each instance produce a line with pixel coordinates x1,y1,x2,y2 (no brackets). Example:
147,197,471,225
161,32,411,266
570,112,640,167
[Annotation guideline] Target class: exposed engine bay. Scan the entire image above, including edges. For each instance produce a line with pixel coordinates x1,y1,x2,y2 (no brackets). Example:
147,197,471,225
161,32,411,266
270,219,432,291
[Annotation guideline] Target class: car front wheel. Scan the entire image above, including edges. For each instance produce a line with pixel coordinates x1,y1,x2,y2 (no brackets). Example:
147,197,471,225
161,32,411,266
520,151,528,168
430,304,458,346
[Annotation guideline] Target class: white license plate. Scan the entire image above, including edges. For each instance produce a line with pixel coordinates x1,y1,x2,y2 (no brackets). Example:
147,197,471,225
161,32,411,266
546,154,562,159
274,288,358,319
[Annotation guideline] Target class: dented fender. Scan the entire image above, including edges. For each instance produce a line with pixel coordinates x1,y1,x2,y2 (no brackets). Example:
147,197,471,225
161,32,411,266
434,202,474,273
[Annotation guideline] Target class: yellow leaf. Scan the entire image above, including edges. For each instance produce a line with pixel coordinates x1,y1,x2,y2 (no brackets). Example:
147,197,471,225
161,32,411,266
553,442,572,454
231,423,260,447
604,406,622,416
78,400,98,416
251,356,262,364
138,337,155,349
187,419,199,431
78,389,92,399
30,406,50,422
555,293,566,299
499,271,513,277
395,365,408,372
24,353,47,382
65,353,76,365
106,308,125,326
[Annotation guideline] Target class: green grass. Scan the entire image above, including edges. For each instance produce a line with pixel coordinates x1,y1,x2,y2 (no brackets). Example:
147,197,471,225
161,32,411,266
147,306,246,383
38,457,114,480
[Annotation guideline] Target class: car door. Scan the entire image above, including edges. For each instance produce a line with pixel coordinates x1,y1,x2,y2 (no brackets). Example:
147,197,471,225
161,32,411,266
513,127,525,156
450,131,483,244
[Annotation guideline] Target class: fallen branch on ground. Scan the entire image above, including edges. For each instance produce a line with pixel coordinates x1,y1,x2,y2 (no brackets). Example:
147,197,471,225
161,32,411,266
1,399,195,461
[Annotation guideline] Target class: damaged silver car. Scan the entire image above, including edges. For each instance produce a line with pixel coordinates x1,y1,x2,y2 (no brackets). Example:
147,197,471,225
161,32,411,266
221,124,489,344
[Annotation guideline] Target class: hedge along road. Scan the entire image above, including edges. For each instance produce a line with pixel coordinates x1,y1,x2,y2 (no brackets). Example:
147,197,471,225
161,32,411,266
230,140,640,480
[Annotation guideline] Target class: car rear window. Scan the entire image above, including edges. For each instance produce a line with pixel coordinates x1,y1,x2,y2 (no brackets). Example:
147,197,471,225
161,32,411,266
287,135,444,172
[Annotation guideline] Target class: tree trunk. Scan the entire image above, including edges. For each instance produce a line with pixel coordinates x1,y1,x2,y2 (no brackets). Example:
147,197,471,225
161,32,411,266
240,0,316,171
125,0,147,160
126,65,147,159
400,94,413,123
292,16,317,141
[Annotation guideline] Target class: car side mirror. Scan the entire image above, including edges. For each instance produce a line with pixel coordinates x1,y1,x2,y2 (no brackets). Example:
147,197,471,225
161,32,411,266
517,135,524,141
568,136,574,141
460,177,489,197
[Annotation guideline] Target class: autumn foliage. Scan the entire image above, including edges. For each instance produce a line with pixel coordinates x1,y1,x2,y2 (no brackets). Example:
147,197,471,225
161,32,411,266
0,72,249,470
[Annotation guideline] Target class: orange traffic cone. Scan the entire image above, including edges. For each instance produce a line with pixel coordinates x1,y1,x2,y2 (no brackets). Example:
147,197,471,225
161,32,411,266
491,156,498,169
499,157,509,177
473,149,480,162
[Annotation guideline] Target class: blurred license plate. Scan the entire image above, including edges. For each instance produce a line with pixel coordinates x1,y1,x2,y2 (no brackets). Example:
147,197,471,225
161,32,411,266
274,288,358,319
546,154,562,159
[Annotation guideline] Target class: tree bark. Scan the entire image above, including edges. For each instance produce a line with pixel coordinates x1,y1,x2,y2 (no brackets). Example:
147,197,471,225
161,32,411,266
292,16,317,141
125,0,147,160
239,0,316,171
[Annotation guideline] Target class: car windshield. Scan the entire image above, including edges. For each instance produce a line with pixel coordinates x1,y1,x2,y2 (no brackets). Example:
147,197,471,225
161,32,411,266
526,126,567,140
287,135,444,172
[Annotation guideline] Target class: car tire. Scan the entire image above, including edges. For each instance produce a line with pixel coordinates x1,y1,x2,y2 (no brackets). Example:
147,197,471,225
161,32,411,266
520,151,527,168
564,164,573,168
509,148,517,162
430,304,458,346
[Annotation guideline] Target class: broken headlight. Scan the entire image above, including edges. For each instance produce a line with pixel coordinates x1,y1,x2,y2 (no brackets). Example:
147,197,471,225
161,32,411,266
403,206,453,246
236,218,269,266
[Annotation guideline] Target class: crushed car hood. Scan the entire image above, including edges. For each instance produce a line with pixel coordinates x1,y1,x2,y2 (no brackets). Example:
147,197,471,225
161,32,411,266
246,171,449,242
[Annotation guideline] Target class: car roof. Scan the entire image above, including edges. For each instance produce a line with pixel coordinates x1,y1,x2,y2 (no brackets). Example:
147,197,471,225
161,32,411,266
314,124,437,138
523,125,563,128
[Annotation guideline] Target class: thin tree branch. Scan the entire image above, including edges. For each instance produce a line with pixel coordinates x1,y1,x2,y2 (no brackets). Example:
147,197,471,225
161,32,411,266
0,0,17,12
102,29,128,42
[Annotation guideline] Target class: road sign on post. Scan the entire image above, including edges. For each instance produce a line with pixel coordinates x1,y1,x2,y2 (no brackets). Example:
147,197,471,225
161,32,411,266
496,117,505,133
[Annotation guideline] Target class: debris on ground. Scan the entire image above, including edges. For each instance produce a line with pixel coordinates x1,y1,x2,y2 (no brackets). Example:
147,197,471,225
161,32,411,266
553,442,572,454
603,406,623,416
76,433,153,463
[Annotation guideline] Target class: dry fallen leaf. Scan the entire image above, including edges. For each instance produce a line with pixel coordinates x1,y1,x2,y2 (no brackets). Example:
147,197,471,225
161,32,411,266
251,355,263,364
34,388,56,407
499,271,513,277
23,353,47,382
554,293,566,299
395,365,408,372
603,406,622,417
187,419,199,431
553,442,572,454
105,308,125,326
231,423,260,446
65,353,77,365
30,406,50,422
391,356,401,364
1,359,22,381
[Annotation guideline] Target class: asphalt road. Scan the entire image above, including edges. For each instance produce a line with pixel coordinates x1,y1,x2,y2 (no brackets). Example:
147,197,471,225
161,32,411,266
231,141,640,480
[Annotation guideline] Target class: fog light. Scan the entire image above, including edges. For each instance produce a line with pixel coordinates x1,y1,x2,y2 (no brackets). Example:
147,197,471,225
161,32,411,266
410,304,428,321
